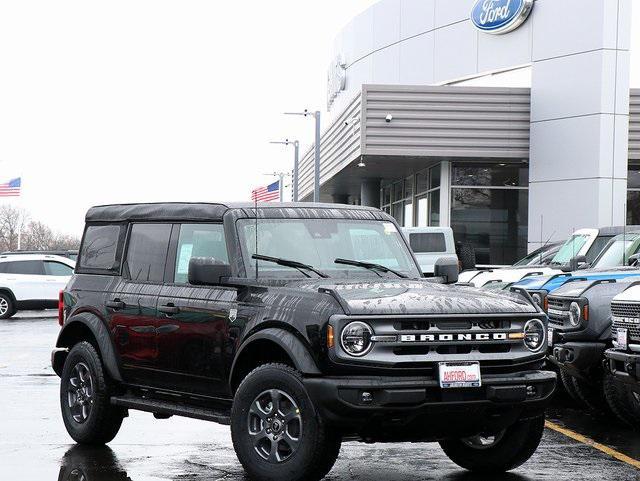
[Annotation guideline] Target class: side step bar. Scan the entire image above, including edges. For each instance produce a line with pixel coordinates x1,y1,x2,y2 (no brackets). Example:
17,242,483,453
111,395,231,425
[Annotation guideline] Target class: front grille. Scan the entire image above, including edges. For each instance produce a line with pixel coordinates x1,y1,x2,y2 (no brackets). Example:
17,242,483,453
612,320,640,341
547,297,569,327
611,302,640,319
611,302,640,341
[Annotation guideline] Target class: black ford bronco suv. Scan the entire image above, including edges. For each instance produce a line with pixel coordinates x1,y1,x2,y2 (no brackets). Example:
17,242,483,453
52,203,556,481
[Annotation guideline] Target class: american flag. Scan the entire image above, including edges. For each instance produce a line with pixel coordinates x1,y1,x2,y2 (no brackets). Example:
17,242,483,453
0,177,21,197
251,180,280,202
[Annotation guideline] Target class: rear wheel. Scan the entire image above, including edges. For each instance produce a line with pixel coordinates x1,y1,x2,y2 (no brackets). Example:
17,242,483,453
439,415,545,473
603,371,640,429
60,341,125,444
0,293,15,319
231,363,341,481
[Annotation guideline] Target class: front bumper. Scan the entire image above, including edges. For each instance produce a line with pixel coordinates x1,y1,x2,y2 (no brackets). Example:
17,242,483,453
605,348,640,388
304,370,556,440
548,341,607,378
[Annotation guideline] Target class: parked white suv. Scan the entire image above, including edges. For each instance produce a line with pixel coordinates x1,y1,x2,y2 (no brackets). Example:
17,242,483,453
0,254,75,319
402,227,458,276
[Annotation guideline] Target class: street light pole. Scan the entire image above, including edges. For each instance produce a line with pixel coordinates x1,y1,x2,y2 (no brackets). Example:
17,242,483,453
263,171,291,202
269,139,300,201
284,110,321,202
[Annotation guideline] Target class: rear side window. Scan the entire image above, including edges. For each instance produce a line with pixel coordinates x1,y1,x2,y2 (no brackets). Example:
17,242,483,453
5,260,45,275
45,261,74,276
125,224,172,283
409,233,447,253
174,224,228,284
79,224,124,273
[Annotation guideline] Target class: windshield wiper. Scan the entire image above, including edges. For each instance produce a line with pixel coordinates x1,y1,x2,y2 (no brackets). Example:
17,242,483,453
334,258,408,278
252,254,329,278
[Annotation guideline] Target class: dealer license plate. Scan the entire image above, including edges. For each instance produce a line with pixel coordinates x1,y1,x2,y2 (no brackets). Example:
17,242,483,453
439,362,481,389
617,329,629,351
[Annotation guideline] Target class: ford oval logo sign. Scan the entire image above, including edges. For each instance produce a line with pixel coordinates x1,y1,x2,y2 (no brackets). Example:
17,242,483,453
471,0,534,35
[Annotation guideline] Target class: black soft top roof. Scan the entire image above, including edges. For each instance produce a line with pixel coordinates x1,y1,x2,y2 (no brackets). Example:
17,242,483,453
85,202,383,223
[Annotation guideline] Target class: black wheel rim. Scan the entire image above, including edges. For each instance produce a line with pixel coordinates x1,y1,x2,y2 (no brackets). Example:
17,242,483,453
67,362,94,424
247,389,302,463
461,430,506,450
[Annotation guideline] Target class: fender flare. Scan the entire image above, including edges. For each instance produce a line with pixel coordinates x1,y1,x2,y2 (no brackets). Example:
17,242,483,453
54,313,123,382
0,287,17,304
230,327,321,383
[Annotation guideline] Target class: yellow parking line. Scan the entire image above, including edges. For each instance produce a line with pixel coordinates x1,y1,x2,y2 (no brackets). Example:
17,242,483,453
545,420,640,469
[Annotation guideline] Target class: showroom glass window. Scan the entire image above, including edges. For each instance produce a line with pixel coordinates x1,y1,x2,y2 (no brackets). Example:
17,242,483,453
450,162,529,265
380,164,441,227
629,164,640,224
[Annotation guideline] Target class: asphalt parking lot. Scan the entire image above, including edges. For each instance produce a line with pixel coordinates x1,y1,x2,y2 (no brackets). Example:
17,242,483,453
2,313,639,481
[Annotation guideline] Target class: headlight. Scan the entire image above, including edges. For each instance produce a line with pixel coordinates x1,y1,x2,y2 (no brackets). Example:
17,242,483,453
569,301,582,327
340,321,373,357
531,293,542,307
524,319,545,352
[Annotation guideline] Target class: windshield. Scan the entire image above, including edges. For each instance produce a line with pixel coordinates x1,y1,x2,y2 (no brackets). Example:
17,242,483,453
592,236,640,269
513,245,558,267
237,218,421,279
550,234,590,264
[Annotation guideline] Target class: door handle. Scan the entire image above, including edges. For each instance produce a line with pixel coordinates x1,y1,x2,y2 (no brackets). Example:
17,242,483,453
159,304,180,315
105,299,125,310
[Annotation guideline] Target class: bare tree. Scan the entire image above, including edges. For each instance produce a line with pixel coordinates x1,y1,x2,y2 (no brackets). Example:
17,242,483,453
21,221,55,251
52,233,81,250
0,205,28,251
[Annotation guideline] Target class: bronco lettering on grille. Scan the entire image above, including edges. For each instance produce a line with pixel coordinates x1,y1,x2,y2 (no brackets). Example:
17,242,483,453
400,333,508,343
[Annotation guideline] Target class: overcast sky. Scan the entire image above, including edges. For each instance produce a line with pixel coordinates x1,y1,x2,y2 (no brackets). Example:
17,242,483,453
0,0,377,236
0,1,638,237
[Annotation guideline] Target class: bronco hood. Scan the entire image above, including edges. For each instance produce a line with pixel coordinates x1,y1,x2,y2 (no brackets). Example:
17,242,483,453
291,279,537,316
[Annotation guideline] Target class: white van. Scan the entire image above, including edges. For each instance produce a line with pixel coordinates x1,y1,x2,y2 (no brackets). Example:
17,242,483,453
402,227,458,276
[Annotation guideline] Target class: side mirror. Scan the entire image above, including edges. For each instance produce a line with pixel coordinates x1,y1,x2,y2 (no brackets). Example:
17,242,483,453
434,258,459,284
629,254,640,266
188,257,231,286
568,255,587,272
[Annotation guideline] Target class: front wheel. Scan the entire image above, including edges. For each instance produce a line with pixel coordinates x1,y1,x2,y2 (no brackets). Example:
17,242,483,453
231,363,341,481
0,292,15,319
439,415,545,473
60,341,125,445
604,371,640,429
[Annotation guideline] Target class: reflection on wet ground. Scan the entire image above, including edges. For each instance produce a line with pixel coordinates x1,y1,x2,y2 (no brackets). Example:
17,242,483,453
2,314,639,480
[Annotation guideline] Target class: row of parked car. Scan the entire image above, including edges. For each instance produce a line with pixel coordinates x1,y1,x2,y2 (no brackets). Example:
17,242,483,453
455,226,640,427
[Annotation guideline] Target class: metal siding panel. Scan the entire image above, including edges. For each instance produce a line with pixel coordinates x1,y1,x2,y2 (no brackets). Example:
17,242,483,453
362,85,531,158
298,94,363,200
630,90,640,160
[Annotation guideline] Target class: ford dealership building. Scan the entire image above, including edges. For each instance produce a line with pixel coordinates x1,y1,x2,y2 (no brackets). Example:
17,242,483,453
294,0,638,265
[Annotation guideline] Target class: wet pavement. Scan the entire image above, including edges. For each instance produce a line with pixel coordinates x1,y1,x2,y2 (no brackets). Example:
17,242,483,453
1,313,639,481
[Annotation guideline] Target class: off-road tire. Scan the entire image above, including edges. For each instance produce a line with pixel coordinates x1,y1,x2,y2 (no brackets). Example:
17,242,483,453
0,292,16,319
60,341,124,444
603,370,640,429
570,369,610,414
439,415,545,473
559,367,586,407
231,363,341,481
457,243,476,271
